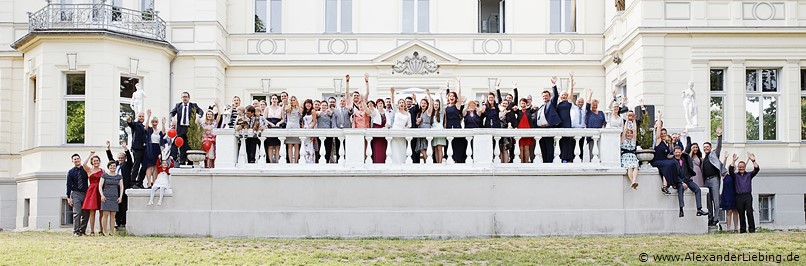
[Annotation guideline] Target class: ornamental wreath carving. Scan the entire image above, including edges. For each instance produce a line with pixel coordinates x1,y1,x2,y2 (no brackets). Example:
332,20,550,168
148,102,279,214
392,51,439,75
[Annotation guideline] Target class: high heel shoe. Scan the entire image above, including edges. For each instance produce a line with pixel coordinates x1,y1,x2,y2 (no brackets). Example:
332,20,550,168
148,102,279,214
89,232,95,236
99,232,105,236
661,186,671,194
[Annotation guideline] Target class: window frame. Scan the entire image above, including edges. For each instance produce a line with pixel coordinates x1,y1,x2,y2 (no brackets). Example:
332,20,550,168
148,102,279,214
255,0,282,33
325,0,352,33
61,198,74,226
801,69,806,141
745,68,780,142
550,0,577,33
758,194,775,223
119,75,141,144
402,0,429,33
478,0,505,34
64,72,86,145
709,68,727,141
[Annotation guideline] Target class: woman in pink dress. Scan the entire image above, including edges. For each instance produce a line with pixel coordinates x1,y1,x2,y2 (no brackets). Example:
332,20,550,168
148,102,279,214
81,151,104,236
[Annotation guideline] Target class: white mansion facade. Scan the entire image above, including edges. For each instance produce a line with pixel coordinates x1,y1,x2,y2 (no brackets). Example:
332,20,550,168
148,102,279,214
0,0,805,232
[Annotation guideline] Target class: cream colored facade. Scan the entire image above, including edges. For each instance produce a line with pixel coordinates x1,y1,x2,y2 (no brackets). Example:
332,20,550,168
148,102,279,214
0,0,805,231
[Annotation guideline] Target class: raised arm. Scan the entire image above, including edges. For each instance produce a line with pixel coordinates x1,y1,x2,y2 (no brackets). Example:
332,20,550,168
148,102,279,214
568,73,576,104
214,99,222,125
390,87,396,107
550,76,559,107
82,151,94,173
495,81,502,104
684,128,692,154
425,88,434,117
748,152,760,178
363,73,370,103
105,141,114,161
714,126,723,155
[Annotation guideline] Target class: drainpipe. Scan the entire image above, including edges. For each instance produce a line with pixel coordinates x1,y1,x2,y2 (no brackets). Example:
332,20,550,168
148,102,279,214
168,54,176,114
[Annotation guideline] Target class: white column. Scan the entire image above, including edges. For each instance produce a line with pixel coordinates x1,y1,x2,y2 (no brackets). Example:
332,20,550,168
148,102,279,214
599,128,621,167
474,133,492,166
344,129,364,165
213,129,236,168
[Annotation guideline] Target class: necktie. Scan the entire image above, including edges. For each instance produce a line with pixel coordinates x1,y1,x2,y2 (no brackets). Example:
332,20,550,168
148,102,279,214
182,104,188,126
578,108,583,127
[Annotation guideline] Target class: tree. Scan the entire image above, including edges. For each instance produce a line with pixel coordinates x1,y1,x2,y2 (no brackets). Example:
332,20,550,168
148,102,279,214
637,109,653,149
66,102,85,143
255,15,266,32
187,107,203,151
709,97,723,141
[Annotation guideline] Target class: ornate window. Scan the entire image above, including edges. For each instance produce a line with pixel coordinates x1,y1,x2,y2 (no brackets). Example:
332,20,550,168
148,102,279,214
551,0,576,33
325,0,352,33
403,0,429,33
65,73,86,144
255,0,282,33
710,69,726,140
745,69,779,141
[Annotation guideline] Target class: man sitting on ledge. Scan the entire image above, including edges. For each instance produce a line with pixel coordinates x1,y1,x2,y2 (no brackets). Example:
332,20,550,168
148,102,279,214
672,145,709,218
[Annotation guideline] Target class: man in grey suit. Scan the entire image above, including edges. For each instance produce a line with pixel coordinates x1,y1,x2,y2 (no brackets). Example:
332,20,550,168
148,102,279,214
701,126,725,226
329,79,352,163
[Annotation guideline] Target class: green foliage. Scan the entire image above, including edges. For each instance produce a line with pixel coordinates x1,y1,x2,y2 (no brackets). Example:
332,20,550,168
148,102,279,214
709,97,723,141
254,15,266,32
636,109,653,149
187,108,202,150
801,97,806,140
746,111,759,141
66,101,85,144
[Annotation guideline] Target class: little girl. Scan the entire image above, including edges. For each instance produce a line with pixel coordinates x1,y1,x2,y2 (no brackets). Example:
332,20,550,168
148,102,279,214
202,127,216,168
148,155,173,206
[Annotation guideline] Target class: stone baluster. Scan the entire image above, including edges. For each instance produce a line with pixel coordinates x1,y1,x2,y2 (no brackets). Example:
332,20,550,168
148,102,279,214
405,136,413,164
257,132,267,166
591,135,601,164
513,136,521,164
493,136,501,164
425,136,433,164
465,136,474,164
365,135,373,164
446,136,454,164
534,136,543,164
573,135,582,163
385,137,392,165
278,136,286,164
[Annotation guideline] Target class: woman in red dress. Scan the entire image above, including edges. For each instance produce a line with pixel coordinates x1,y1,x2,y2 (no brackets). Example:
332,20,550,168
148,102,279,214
81,151,104,236
515,98,536,163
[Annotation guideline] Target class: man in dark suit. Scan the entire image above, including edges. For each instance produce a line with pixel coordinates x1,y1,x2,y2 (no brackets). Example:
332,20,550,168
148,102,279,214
106,141,132,228
169,91,204,165
127,110,147,188
534,76,562,163
408,94,421,163
672,145,710,218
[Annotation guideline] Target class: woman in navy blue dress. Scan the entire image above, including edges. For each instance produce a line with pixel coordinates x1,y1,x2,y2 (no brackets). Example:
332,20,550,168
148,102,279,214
445,86,465,163
649,113,677,194
720,153,738,232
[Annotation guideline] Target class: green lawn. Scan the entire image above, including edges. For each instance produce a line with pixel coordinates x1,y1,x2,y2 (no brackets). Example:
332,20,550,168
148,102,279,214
1,231,804,265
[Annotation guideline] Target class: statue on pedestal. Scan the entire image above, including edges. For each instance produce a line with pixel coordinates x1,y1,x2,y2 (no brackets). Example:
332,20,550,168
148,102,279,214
682,81,698,128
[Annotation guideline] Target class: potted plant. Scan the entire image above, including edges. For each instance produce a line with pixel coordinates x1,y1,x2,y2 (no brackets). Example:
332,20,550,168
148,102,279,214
184,108,206,168
635,108,655,167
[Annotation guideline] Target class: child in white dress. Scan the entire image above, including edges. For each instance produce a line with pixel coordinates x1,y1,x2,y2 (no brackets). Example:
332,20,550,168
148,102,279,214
148,156,173,206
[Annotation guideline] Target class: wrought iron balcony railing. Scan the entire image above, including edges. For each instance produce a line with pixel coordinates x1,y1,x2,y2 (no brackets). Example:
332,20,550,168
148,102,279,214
28,3,166,41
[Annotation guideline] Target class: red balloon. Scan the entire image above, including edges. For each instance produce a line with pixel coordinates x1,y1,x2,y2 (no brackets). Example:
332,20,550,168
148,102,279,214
202,140,212,151
167,129,177,139
174,137,184,148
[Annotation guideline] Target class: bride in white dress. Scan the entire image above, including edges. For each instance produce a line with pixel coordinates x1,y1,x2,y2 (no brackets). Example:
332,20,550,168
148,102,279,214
389,88,411,164
301,99,317,164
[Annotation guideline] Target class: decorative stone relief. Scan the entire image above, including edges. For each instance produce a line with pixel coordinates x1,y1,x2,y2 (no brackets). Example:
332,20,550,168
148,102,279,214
318,39,358,54
546,39,584,55
742,2,784,20
246,39,287,54
392,51,439,75
472,39,512,54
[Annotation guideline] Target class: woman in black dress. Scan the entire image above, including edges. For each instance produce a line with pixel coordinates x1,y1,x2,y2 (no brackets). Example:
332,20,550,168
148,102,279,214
649,111,677,194
445,80,466,163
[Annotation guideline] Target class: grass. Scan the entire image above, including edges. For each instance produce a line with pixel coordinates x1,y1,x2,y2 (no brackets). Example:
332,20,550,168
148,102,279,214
1,231,804,265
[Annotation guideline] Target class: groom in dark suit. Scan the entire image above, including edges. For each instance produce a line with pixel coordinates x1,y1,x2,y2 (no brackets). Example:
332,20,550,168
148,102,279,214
535,77,561,163
169,91,204,165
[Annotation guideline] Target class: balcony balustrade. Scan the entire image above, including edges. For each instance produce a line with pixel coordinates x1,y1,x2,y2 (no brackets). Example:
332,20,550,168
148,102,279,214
28,3,166,41
213,128,622,169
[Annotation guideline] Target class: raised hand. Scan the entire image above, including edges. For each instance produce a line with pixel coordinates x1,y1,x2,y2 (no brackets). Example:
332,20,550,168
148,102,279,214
716,127,723,136
622,96,629,104
106,141,111,150
425,88,431,95
345,74,350,82
496,79,501,88
390,87,395,94
162,117,167,125
364,73,369,83
683,128,688,135
511,81,518,88
732,153,738,162
126,116,132,123
748,152,756,162
551,76,557,85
